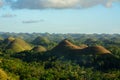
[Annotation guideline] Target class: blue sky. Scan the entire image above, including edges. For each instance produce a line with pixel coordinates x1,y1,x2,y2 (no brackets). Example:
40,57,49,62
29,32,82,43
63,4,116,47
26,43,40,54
0,0,120,33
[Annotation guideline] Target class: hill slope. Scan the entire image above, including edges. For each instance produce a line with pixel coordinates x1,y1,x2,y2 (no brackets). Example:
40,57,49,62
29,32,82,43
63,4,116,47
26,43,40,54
51,39,120,70
32,46,47,52
52,39,111,55
6,38,32,52
32,36,50,46
79,45,111,55
3,37,15,44
53,39,83,51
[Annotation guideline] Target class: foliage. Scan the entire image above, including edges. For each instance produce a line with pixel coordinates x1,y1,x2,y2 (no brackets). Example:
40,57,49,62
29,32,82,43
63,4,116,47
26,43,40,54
0,69,9,80
0,33,120,80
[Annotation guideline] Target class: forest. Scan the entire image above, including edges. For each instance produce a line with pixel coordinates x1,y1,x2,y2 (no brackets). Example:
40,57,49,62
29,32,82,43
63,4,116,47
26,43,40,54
0,32,120,80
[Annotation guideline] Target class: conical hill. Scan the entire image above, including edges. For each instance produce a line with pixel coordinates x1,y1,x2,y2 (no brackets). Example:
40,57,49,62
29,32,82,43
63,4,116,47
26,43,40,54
6,38,32,52
53,39,81,51
52,39,111,55
32,36,50,46
32,46,47,52
80,45,111,55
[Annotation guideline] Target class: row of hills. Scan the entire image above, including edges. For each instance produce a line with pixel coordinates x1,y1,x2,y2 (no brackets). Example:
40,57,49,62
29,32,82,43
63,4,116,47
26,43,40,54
0,33,120,80
0,36,111,55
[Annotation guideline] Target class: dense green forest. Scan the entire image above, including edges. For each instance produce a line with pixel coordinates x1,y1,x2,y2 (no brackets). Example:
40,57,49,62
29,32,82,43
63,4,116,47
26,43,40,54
0,32,120,80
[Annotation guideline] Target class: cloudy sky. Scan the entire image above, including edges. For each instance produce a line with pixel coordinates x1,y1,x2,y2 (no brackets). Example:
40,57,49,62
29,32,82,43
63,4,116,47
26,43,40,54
0,0,120,33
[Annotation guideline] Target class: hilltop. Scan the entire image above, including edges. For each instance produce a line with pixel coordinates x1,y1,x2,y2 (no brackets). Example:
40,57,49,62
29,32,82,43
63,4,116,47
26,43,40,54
32,45,47,52
52,39,111,55
32,36,50,46
53,39,82,51
79,45,111,55
0,34,119,80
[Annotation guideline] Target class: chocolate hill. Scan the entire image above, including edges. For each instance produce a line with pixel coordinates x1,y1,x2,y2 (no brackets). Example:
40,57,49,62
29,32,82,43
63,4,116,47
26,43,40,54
51,39,120,70
32,46,47,52
6,38,32,52
52,39,111,55
79,45,111,55
32,36,50,46
53,39,82,51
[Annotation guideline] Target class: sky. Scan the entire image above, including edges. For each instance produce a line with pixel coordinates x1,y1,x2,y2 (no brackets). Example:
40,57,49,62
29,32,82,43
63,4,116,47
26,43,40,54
0,0,120,34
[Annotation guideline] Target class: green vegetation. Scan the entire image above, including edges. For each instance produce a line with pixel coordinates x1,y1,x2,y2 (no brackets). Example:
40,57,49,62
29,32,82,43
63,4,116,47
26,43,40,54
0,32,120,80
0,69,9,80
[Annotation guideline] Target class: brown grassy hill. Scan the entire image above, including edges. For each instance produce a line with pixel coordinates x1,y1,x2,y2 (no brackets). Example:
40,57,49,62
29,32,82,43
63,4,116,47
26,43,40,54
53,39,82,51
6,38,32,52
52,39,111,56
51,40,119,70
80,45,111,55
51,39,88,57
32,46,47,52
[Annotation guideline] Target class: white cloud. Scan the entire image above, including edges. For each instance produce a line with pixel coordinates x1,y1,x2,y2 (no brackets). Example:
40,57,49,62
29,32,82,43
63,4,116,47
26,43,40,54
5,0,120,9
44,0,79,8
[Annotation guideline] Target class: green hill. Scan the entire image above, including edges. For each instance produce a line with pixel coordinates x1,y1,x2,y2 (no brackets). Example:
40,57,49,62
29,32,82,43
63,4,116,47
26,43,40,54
6,38,32,52
32,45,47,52
3,37,15,44
32,36,50,46
0,37,15,49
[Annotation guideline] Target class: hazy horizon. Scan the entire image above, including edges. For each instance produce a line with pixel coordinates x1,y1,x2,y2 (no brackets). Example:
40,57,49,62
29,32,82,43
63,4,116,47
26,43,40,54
0,0,120,34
